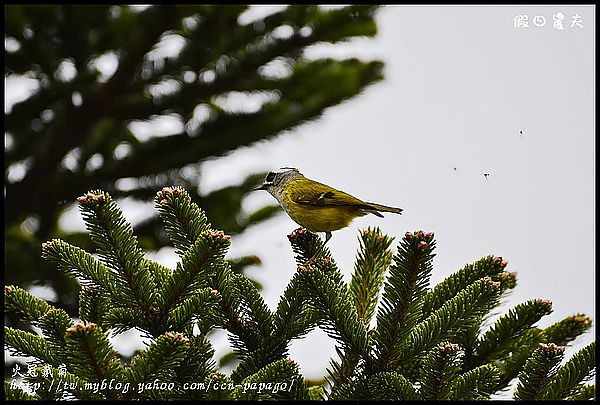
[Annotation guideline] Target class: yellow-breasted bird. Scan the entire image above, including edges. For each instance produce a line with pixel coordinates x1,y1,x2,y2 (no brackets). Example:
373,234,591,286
253,168,403,247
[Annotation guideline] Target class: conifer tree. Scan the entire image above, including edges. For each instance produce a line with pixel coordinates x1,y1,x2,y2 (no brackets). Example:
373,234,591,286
4,188,595,400
4,4,384,314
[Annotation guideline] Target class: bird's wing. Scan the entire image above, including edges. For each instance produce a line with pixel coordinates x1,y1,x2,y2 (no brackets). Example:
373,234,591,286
287,178,368,208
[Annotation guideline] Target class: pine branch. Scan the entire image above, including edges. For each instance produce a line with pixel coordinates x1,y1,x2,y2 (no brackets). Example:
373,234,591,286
543,314,593,346
233,273,274,340
41,238,134,305
61,56,383,193
367,371,418,400
229,340,289,385
155,186,211,255
4,326,59,365
299,263,371,363
437,272,515,365
567,384,595,400
171,335,217,399
475,298,553,363
287,227,332,264
208,260,259,352
349,227,394,324
494,269,518,291
123,332,191,399
495,327,546,389
540,341,596,400
447,363,501,400
325,346,361,399
513,343,565,400
210,261,260,357
385,351,425,384
4,284,53,323
38,308,72,357
450,320,483,371
394,277,502,370
421,255,508,319
273,270,319,341
102,307,146,335
77,190,156,309
329,378,369,400
299,257,374,397
167,287,222,334
486,311,586,390
194,373,232,401
3,5,385,257
220,273,290,383
155,187,254,344
419,342,464,400
78,285,110,326
208,260,275,372
232,358,308,400
63,322,122,384
157,229,230,314
231,270,319,385
146,260,172,291
373,230,435,372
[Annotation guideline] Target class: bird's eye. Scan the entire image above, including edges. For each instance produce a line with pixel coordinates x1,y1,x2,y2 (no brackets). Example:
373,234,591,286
266,172,275,182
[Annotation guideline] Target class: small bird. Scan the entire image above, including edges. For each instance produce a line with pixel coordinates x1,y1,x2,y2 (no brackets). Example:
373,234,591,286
253,168,403,247
483,173,490,180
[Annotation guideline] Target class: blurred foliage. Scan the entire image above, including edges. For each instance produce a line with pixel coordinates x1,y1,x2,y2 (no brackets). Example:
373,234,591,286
4,5,384,315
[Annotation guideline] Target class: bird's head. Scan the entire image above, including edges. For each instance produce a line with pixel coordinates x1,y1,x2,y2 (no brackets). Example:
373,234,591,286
253,167,303,194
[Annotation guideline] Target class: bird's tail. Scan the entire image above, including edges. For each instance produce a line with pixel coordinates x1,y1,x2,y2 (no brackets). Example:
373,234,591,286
363,202,403,218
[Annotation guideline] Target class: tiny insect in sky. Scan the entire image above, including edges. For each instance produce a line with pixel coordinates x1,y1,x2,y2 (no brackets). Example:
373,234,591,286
483,173,490,180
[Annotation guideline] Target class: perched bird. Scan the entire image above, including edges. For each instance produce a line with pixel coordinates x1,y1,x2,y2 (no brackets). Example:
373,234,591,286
253,168,403,247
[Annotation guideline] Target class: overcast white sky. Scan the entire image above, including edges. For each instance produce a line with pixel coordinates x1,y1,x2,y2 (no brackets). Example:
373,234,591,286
200,5,596,392
6,5,595,399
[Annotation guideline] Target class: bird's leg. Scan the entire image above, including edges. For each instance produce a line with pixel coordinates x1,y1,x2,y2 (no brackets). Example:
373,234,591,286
323,231,332,246
308,232,332,263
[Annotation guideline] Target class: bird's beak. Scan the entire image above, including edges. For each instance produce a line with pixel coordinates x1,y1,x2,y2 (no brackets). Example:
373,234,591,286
253,184,267,191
